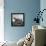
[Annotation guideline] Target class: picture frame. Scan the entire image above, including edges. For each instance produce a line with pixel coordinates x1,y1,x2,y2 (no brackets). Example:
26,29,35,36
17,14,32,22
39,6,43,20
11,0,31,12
11,13,25,26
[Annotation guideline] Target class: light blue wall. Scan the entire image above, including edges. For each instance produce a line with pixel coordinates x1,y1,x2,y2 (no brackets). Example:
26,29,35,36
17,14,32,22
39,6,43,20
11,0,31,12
4,0,40,42
40,0,46,27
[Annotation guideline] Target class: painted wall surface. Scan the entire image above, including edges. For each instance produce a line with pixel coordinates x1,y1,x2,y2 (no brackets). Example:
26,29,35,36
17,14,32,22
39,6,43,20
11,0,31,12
40,0,46,27
4,0,40,42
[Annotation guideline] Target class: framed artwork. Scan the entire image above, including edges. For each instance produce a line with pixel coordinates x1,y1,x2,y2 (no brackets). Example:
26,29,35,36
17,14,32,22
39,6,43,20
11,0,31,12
11,13,25,26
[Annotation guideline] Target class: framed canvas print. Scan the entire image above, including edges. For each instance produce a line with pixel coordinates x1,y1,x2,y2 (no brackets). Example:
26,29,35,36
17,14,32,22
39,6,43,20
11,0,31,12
11,13,25,26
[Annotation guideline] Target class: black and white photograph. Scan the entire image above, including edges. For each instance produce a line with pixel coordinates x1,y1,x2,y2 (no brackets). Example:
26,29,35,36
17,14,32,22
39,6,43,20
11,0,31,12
11,13,25,26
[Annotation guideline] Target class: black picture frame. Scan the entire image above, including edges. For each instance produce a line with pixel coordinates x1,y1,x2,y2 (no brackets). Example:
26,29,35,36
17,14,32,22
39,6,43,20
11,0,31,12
11,13,25,26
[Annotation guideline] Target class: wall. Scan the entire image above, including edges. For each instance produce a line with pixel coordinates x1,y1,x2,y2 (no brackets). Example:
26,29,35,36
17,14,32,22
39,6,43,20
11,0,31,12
40,0,46,27
4,0,40,42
